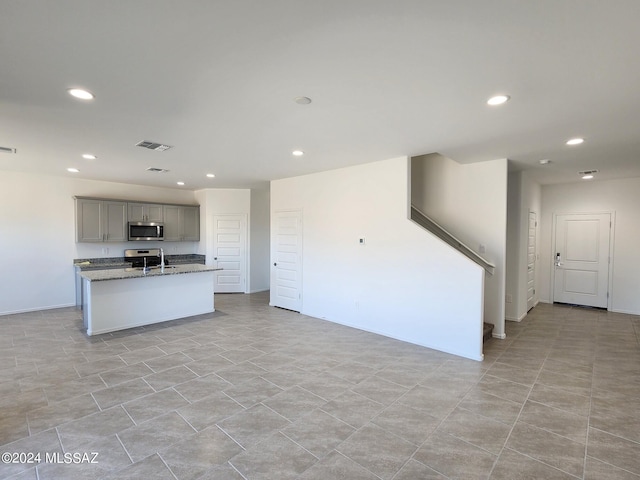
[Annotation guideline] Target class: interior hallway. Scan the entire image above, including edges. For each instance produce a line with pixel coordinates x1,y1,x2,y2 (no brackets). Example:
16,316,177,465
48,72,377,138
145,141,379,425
1,292,639,479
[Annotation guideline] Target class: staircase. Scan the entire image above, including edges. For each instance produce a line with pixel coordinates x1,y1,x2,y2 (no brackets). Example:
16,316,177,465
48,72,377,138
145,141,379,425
410,205,496,346
483,322,494,342
410,206,495,275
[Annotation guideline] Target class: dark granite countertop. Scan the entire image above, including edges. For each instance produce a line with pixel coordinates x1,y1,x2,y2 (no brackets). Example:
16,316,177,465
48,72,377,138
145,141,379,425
79,264,221,282
74,254,206,270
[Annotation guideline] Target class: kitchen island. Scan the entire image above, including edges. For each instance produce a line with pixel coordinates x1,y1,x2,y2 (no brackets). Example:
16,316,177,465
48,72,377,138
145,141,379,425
80,264,221,336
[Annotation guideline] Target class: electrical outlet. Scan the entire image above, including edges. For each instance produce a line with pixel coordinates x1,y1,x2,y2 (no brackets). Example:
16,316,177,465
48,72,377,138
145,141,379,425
505,294,513,303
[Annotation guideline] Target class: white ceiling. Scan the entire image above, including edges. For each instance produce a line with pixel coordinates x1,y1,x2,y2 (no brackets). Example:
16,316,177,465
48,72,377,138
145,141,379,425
2,1,640,190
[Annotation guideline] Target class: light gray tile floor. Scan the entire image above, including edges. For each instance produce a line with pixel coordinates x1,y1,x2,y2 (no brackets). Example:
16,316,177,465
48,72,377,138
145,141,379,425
1,293,639,479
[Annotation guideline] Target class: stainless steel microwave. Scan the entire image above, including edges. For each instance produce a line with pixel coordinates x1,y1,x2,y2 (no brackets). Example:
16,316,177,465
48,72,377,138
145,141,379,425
128,222,164,241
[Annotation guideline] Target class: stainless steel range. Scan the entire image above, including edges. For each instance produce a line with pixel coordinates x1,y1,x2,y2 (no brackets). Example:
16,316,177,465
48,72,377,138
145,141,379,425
124,248,167,269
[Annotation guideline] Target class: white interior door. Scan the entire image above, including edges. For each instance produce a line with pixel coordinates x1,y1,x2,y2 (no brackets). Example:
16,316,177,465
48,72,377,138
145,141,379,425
527,211,537,311
270,210,302,312
553,213,611,308
213,214,247,293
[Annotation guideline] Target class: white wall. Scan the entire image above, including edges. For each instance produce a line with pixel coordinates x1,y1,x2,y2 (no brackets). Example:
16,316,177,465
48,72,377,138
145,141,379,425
196,185,271,294
271,156,485,361
411,153,508,337
506,172,522,320
195,188,254,293
0,171,198,315
249,186,270,293
506,170,541,321
540,177,640,315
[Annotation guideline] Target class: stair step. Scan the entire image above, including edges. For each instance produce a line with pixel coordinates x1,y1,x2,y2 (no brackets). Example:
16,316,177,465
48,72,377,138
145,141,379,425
483,322,494,342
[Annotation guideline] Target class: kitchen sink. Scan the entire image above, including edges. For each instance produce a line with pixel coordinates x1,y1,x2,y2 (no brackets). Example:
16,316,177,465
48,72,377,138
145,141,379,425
125,265,177,272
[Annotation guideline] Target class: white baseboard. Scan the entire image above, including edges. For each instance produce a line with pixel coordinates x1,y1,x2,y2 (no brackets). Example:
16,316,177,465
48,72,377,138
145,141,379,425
505,312,527,322
609,307,640,316
303,311,484,362
248,288,270,294
0,302,76,317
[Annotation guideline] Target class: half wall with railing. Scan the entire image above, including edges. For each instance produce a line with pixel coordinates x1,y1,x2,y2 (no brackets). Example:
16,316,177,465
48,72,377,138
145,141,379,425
410,205,495,275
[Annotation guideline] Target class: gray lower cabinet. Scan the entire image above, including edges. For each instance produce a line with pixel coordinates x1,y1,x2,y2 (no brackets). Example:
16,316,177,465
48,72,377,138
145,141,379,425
163,205,200,241
76,199,127,242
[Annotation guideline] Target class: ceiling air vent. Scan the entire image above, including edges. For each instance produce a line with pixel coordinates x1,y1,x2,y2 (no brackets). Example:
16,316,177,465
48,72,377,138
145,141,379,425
146,167,170,173
136,140,173,151
0,146,17,154
578,169,599,175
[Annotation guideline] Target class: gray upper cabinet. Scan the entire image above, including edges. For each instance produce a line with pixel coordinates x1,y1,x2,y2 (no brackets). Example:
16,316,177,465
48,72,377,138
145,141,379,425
162,205,180,241
75,197,198,243
127,203,164,222
163,205,200,241
76,199,127,242
182,206,200,241
103,202,128,241
76,199,102,242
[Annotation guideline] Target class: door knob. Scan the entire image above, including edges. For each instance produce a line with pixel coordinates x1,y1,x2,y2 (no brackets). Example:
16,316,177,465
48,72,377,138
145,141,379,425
273,262,277,266
554,252,562,267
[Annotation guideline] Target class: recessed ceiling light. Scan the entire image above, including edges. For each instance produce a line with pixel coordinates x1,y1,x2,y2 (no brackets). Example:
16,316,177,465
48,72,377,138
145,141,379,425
177,181,185,186
539,159,551,165
292,150,304,157
566,137,584,146
487,95,510,106
67,88,94,100
206,173,216,178
294,96,312,105
82,154,97,160
67,168,79,173
581,174,594,180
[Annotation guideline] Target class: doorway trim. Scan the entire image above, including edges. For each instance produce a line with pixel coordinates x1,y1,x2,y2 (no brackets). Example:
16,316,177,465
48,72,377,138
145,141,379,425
212,213,248,293
527,210,538,312
270,209,303,312
550,211,615,310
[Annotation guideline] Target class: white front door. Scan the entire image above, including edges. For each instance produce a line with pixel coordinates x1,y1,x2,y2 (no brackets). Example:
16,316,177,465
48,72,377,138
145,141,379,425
527,211,537,311
553,213,611,308
270,210,302,312
213,214,247,293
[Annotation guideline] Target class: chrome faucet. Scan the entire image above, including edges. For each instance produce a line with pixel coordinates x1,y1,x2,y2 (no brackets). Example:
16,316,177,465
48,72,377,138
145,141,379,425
160,248,165,271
